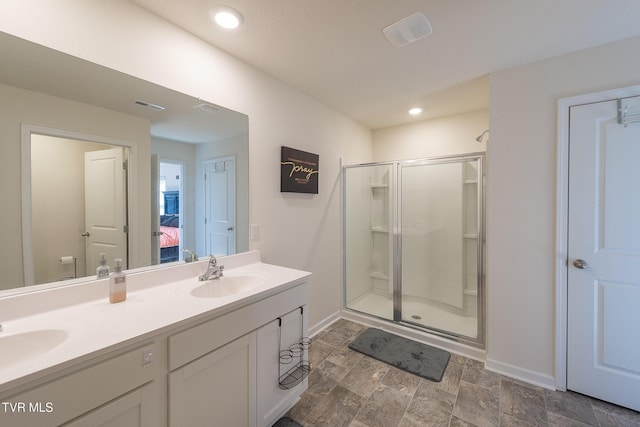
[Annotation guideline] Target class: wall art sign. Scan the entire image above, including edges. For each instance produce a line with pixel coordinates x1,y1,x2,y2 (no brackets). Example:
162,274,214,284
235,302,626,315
280,146,319,194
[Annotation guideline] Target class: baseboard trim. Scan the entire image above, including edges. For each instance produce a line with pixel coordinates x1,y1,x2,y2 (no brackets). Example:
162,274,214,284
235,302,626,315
485,358,556,390
309,310,341,338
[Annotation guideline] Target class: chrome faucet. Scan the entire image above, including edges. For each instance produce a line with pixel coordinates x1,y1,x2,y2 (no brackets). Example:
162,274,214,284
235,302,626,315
199,255,224,281
183,249,198,263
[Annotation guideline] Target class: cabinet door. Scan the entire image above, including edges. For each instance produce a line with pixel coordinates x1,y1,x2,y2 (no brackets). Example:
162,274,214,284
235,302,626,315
256,307,308,427
62,382,156,427
169,332,256,427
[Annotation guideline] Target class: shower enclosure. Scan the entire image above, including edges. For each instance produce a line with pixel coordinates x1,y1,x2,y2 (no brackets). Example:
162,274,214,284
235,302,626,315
343,153,484,346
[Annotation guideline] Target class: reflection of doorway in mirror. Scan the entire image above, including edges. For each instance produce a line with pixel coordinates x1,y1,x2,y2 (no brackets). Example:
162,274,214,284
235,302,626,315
29,134,129,285
157,161,184,264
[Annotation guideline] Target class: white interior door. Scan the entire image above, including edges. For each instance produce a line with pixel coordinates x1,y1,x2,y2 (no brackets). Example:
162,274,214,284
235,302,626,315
567,98,640,411
84,148,127,275
204,157,236,256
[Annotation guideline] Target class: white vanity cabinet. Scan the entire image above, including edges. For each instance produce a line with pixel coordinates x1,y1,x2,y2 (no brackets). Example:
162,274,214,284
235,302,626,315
0,342,161,427
167,281,308,427
0,253,310,427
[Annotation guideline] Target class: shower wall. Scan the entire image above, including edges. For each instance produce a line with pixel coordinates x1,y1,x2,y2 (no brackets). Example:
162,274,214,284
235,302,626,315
401,161,464,308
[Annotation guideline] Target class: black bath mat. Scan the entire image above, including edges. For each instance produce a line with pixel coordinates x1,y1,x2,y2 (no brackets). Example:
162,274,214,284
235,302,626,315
348,328,450,382
271,416,302,427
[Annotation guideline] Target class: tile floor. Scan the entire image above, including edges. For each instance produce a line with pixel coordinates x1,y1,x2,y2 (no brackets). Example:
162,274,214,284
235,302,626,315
286,319,640,427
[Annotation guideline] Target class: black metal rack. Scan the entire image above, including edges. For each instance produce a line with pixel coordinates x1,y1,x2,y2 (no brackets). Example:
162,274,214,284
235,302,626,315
278,306,310,390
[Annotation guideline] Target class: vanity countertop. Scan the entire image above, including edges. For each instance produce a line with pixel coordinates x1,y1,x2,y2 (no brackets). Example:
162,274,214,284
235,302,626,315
0,251,311,393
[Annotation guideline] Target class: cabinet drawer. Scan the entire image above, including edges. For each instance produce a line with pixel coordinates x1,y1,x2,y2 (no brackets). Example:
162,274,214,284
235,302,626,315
0,342,159,427
169,282,307,370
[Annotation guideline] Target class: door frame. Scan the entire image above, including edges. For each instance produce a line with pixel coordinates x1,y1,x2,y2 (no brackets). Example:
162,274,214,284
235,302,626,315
21,124,138,285
555,84,640,391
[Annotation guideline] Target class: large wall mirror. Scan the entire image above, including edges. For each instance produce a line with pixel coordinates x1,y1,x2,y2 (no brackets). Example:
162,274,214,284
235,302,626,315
0,32,249,293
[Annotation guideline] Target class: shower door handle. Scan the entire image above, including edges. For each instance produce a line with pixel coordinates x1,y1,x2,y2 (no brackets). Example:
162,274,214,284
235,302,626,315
573,259,588,269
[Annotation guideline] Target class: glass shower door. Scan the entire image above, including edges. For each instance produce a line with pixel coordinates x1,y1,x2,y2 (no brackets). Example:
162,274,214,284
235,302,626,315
343,163,394,321
398,157,482,340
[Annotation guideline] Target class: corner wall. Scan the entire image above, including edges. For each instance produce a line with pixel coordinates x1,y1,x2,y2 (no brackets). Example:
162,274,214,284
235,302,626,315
487,34,640,387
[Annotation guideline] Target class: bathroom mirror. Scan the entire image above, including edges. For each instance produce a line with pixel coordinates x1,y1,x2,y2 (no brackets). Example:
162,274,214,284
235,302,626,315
0,32,249,292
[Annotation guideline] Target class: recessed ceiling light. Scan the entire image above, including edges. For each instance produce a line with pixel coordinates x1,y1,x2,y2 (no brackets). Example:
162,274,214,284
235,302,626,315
408,107,423,116
210,5,243,30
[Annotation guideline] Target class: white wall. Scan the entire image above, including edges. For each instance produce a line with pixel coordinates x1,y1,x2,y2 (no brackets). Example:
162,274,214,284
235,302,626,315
0,0,372,327
487,35,640,387
373,110,488,161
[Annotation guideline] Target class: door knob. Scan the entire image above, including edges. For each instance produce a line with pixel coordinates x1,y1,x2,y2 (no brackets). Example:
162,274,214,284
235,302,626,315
81,232,90,237
573,259,588,269
227,227,234,231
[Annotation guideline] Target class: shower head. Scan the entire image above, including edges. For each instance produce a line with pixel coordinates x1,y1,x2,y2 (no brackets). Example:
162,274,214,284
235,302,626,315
475,129,489,143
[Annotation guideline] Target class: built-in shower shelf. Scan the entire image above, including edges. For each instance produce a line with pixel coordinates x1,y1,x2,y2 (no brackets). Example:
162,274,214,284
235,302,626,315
370,184,389,189
464,289,478,296
370,271,389,280
463,233,478,239
371,227,389,233
464,179,478,184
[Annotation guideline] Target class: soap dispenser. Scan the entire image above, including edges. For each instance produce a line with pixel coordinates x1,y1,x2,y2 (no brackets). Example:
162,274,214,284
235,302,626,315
96,253,110,279
109,258,127,303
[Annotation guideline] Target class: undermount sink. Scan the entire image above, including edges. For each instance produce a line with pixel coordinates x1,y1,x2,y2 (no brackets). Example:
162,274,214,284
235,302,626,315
0,329,68,367
190,273,266,298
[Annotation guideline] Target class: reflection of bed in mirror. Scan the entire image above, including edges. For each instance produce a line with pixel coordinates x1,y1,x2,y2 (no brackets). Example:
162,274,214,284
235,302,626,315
160,191,180,263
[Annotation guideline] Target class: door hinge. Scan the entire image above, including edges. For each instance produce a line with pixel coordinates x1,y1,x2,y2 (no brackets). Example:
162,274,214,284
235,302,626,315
123,225,129,233
123,159,129,171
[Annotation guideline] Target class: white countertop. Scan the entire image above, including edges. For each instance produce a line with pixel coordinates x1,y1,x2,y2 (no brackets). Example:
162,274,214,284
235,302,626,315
0,251,311,393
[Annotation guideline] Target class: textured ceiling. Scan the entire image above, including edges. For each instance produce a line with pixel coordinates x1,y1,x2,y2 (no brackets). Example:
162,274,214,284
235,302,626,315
131,0,640,129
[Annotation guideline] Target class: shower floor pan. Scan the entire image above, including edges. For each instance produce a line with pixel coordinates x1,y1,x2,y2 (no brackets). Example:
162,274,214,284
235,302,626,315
347,291,477,339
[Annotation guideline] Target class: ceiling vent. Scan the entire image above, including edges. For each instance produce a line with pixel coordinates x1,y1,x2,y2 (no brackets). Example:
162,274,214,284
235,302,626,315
194,102,222,114
383,12,432,48
134,100,165,111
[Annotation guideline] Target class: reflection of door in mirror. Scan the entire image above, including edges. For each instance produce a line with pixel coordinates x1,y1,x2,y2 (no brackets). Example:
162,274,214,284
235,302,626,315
204,157,236,256
153,160,184,264
84,147,128,276
29,134,129,285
